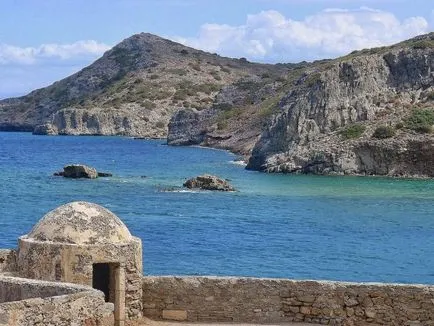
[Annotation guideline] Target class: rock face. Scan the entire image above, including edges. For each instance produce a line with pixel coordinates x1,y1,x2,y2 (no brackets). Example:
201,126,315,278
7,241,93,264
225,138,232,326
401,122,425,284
183,175,235,191
61,164,98,179
246,36,434,177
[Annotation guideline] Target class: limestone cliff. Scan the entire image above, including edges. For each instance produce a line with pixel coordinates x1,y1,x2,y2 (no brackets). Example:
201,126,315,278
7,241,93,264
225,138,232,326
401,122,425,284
169,33,434,177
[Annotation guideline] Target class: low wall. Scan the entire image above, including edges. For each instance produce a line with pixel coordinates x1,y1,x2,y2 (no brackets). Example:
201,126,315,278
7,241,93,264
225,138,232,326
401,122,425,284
142,276,434,325
0,275,114,326
0,275,90,303
0,250,16,273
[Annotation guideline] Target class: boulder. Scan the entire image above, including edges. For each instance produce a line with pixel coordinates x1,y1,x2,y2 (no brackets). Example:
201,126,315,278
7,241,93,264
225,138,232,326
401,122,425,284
61,164,98,179
183,174,235,191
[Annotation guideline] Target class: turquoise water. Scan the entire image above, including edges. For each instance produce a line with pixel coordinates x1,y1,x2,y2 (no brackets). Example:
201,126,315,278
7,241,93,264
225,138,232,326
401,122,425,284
1,132,434,284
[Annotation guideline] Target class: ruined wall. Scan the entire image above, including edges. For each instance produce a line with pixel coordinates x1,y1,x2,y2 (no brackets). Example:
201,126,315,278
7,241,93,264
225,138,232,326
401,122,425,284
17,237,143,319
142,276,434,326
0,250,16,273
0,291,113,326
0,275,113,326
0,275,88,303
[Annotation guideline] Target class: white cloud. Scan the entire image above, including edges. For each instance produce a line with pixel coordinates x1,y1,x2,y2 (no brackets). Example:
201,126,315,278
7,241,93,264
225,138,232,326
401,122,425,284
174,7,429,62
0,40,111,65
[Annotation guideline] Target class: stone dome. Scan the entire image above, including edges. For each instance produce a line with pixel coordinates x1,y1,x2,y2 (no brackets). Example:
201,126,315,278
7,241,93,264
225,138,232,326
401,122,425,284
27,201,132,245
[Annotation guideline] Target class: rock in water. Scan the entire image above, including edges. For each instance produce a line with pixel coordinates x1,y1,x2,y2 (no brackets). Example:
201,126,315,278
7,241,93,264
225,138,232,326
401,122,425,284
62,164,98,179
97,172,113,177
183,175,235,191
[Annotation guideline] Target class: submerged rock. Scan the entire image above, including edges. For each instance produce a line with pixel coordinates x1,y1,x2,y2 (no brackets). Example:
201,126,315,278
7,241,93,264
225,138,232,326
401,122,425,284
183,174,235,191
97,172,113,177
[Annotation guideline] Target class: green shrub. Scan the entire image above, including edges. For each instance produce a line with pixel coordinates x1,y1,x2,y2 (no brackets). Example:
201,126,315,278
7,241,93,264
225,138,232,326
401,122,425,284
210,70,222,81
188,62,201,72
405,108,434,133
143,100,156,110
220,66,231,74
411,40,434,49
167,68,187,76
426,91,434,101
305,72,321,87
395,122,404,129
372,125,396,139
149,74,159,80
339,124,366,139
156,120,166,128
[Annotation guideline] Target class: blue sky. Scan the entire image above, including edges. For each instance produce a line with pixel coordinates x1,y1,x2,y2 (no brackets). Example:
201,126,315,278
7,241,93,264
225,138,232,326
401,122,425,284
1,0,433,99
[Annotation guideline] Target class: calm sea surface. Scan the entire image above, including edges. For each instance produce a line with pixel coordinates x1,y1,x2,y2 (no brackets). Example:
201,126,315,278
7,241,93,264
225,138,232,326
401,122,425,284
1,132,434,284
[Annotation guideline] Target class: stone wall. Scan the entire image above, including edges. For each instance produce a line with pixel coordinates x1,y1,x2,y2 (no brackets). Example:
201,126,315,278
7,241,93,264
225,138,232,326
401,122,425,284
142,276,434,326
0,250,16,273
0,275,88,303
0,275,113,325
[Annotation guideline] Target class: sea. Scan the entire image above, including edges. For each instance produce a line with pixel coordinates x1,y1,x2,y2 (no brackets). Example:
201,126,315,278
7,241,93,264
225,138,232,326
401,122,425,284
1,132,434,284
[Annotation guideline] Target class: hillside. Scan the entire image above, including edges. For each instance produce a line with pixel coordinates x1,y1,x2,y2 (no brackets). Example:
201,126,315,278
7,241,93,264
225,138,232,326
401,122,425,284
168,33,434,177
1,32,433,177
0,33,289,137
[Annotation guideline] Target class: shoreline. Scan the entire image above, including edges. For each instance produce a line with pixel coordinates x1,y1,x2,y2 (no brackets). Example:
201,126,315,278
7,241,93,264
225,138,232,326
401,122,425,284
0,130,432,180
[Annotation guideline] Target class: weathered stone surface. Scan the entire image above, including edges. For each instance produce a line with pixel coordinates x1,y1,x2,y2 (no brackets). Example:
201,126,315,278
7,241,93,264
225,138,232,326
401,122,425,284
0,275,113,325
26,201,132,245
142,276,434,325
0,250,16,274
16,201,143,320
62,164,98,179
183,175,235,191
162,309,188,321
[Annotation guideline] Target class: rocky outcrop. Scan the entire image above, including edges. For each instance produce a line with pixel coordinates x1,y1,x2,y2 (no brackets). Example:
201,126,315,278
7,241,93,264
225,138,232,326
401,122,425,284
167,108,216,145
183,175,235,191
245,35,434,177
55,164,98,179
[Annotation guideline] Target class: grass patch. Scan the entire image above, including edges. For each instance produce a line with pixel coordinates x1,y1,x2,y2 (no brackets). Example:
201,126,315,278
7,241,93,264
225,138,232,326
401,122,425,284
166,68,188,76
405,108,434,133
339,123,366,140
210,70,222,81
372,125,396,139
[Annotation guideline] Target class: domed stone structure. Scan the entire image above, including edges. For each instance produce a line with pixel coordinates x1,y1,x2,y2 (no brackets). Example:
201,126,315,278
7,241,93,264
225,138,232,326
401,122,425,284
28,201,132,245
17,201,143,325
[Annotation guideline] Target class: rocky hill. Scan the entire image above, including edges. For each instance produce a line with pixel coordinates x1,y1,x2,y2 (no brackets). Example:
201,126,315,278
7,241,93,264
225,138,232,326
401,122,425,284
1,32,433,177
168,33,434,177
0,33,289,137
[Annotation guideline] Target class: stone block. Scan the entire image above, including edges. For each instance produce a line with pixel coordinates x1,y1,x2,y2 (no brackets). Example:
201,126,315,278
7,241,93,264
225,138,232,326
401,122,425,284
162,309,187,321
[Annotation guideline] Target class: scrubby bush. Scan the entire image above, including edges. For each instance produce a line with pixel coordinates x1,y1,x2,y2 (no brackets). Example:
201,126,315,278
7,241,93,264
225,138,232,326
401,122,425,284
339,124,366,139
395,122,404,129
156,120,166,128
372,125,395,139
411,40,434,49
405,108,434,133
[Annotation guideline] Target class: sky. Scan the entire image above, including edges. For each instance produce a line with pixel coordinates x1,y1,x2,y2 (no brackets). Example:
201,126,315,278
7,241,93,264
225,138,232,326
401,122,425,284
1,0,433,99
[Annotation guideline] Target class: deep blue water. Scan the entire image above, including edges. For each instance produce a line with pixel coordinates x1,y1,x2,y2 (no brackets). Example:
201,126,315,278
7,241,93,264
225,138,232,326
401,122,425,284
1,132,434,284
